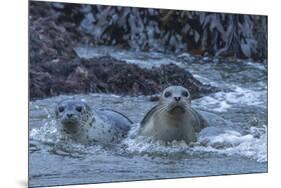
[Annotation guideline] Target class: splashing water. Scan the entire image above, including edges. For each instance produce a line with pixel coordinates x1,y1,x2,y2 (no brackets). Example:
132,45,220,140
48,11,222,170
29,47,267,187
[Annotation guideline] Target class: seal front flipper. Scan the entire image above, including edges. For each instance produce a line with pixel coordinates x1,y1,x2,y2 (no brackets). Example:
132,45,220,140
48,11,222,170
140,105,159,128
189,108,208,132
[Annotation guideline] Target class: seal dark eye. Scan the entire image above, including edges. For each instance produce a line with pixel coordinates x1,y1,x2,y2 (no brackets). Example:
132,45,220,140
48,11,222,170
76,106,83,112
164,91,172,98
58,106,64,113
182,91,189,97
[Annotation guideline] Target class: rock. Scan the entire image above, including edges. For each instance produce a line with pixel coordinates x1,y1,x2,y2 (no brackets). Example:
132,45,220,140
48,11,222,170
29,1,87,64
30,56,219,100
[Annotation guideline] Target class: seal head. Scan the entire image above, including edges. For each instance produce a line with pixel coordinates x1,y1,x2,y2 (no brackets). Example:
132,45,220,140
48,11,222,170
55,100,93,135
139,85,208,144
160,85,191,115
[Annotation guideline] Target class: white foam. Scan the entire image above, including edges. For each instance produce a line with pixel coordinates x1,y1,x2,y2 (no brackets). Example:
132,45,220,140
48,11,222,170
224,86,265,105
30,120,61,144
195,125,267,162
246,61,266,71
196,85,266,112
123,124,267,163
198,96,232,112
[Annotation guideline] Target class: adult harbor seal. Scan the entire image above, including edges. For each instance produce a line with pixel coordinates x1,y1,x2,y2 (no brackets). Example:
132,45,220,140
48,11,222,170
139,85,208,144
55,100,132,144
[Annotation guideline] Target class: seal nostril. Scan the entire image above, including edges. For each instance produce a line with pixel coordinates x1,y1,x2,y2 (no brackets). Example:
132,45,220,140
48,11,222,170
67,114,73,118
174,97,181,101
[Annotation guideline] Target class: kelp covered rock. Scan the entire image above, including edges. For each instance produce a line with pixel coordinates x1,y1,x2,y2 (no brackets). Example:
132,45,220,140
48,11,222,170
30,57,218,100
30,1,267,61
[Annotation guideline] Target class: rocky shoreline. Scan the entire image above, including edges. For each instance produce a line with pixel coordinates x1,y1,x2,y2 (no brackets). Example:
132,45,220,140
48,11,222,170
29,1,267,100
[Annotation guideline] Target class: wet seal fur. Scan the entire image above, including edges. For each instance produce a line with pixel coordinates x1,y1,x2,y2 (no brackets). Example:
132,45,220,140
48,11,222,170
55,100,132,144
139,85,208,144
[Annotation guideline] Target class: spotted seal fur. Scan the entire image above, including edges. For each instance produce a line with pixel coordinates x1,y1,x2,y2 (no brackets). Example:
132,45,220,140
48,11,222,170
55,100,132,144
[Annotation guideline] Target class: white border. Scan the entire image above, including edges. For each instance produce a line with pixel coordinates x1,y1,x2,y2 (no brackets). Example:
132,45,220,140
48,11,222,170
1,0,280,188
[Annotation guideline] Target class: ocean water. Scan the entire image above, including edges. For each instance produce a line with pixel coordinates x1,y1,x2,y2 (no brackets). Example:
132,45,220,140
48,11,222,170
29,47,267,187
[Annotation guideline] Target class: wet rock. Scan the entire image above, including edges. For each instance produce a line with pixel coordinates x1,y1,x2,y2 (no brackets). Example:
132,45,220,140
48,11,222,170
29,1,88,63
30,56,219,100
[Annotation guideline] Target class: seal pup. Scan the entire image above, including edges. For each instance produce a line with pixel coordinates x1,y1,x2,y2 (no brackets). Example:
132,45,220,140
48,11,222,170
139,86,208,144
55,100,132,144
